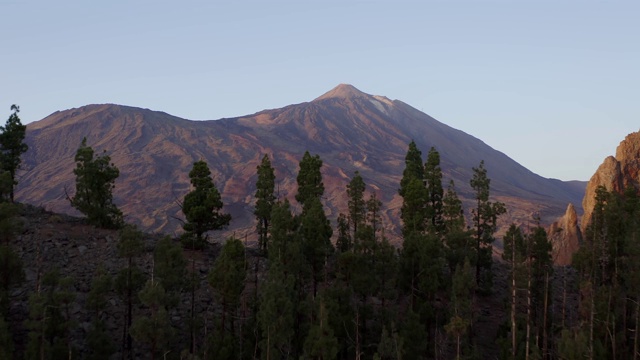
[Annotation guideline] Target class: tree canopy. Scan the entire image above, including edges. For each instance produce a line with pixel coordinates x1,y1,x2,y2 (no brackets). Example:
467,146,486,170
69,137,123,228
182,160,231,248
0,104,28,202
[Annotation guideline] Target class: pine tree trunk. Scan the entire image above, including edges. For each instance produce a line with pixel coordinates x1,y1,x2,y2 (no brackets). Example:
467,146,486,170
121,301,126,360
511,242,517,360
606,287,615,359
266,327,270,360
526,261,531,360
634,299,639,360
475,199,481,286
562,267,567,329
126,257,133,360
543,270,549,360
589,282,595,360
355,311,361,360
190,258,196,354
41,305,46,360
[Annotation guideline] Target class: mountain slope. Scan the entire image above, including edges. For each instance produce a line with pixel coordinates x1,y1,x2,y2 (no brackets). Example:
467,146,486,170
17,84,585,241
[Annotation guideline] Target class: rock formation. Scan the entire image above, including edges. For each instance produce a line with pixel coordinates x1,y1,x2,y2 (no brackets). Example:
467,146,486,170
548,203,582,266
582,131,640,228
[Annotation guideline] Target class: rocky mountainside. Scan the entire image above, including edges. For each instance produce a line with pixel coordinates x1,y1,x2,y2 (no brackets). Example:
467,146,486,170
17,84,586,242
582,131,640,228
548,203,582,266
546,130,640,266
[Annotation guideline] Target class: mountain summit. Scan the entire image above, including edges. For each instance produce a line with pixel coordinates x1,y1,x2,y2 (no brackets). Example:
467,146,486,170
19,85,585,240
314,83,373,101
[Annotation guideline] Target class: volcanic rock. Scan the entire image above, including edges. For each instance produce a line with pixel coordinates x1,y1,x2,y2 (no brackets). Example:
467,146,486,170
582,131,640,228
548,203,582,266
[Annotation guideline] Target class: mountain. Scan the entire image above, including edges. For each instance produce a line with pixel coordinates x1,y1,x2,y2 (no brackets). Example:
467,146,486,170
582,131,640,228
17,84,586,242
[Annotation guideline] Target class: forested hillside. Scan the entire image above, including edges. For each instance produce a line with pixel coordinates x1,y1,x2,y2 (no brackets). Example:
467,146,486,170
2,133,611,360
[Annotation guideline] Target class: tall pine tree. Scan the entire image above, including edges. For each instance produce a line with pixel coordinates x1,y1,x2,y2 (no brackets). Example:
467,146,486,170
0,104,28,202
424,147,444,234
470,160,505,290
182,160,231,248
255,154,276,253
69,138,123,228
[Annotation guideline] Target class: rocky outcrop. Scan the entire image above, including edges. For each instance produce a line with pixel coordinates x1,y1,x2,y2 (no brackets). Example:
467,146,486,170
582,131,640,228
548,203,582,266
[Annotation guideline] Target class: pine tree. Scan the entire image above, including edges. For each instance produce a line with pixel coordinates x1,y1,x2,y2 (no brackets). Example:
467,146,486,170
295,151,324,209
258,262,295,360
375,324,404,360
400,178,429,237
528,222,553,358
151,237,188,355
182,160,231,248
398,140,423,198
25,270,76,360
153,236,186,309
347,171,367,242
322,275,356,359
0,202,21,337
130,279,173,360
445,260,474,360
69,137,123,228
502,224,524,360
367,192,383,237
564,185,640,358
424,147,444,234
0,104,28,202
295,152,332,298
208,238,246,358
114,225,146,360
442,180,465,233
300,197,333,298
0,202,20,245
0,315,12,360
261,199,309,359
54,276,77,359
303,299,339,360
86,266,115,360
470,160,505,290
401,309,427,360
0,171,12,203
375,236,399,309
398,141,428,237
442,181,474,275
335,213,352,253
255,154,276,253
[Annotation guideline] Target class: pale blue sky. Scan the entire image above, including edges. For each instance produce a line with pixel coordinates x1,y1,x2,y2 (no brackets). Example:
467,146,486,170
1,1,638,181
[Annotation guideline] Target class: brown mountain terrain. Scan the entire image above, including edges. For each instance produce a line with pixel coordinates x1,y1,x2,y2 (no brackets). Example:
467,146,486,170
17,84,586,242
546,130,640,265
582,131,640,227
548,203,582,266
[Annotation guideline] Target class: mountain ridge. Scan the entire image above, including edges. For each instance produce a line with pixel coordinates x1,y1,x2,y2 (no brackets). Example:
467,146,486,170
18,84,586,241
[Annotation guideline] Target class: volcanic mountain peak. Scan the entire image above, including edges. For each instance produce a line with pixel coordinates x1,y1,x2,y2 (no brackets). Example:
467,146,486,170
314,83,373,101
20,85,586,241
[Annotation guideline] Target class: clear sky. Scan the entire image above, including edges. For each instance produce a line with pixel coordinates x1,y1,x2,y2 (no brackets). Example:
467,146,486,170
2,1,638,181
